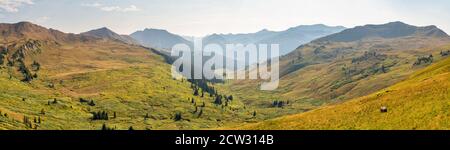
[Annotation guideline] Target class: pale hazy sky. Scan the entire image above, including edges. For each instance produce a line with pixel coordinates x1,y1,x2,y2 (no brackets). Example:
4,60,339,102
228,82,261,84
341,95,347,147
1,0,450,36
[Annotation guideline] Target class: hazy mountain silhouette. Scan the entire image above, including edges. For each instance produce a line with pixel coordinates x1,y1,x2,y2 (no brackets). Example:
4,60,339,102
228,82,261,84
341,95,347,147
316,21,449,42
202,24,346,56
130,28,192,51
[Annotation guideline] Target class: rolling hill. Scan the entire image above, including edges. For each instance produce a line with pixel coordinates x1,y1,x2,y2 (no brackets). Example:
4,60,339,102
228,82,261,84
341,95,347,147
1,21,449,130
0,22,254,130
127,24,344,59
238,54,450,130
217,22,450,120
0,21,96,42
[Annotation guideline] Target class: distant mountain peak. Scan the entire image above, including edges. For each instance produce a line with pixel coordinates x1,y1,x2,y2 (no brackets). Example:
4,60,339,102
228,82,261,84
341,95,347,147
97,27,112,31
7,21,46,32
0,21,80,42
130,28,192,50
82,27,118,37
82,27,139,45
201,24,346,56
386,21,407,25
16,21,35,26
316,21,449,42
300,24,327,27
257,29,270,33
288,24,346,31
143,28,169,33
84,27,116,34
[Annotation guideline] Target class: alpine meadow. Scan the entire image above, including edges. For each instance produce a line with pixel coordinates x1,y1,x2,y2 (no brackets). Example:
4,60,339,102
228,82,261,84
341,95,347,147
1,0,450,131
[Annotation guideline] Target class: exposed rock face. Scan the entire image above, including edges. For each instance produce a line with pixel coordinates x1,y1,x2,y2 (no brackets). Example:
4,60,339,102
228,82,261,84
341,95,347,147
1,39,43,82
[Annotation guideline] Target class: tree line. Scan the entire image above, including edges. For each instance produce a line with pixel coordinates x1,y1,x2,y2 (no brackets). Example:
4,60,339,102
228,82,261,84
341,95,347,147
414,55,433,66
441,50,450,57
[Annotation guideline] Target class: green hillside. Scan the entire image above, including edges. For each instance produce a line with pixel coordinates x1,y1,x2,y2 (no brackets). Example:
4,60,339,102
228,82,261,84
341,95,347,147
2,21,450,130
217,37,450,122
215,23,450,124
238,55,450,130
0,22,254,130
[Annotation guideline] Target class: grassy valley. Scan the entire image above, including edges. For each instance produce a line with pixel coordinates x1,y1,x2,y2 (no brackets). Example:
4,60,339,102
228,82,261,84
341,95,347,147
0,22,256,130
1,21,450,130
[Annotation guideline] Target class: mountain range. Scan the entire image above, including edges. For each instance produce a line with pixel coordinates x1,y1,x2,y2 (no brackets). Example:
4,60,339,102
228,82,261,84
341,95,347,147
127,24,345,57
223,21,450,120
316,21,448,42
203,24,346,56
1,21,450,130
130,28,192,51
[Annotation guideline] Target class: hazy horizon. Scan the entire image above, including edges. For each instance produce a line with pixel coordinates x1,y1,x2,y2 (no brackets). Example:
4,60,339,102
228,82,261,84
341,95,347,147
1,0,450,36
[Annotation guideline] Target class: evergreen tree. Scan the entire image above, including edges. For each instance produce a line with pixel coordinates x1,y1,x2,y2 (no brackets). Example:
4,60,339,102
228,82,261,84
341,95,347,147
214,95,223,105
174,112,182,121
193,107,198,114
193,88,199,96
145,113,149,120
381,65,386,73
89,100,96,106
277,101,284,108
31,61,40,71
23,116,32,128
228,95,233,101
198,109,203,118
102,123,107,130
92,111,109,120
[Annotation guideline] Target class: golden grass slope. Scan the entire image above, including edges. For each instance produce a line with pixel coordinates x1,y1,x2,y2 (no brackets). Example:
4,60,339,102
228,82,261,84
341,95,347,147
217,37,450,122
239,56,450,130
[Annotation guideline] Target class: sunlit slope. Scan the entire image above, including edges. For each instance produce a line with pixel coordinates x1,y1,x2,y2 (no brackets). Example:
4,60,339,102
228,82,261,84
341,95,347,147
218,36,450,122
0,22,251,130
0,64,249,130
219,22,450,119
240,56,450,130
